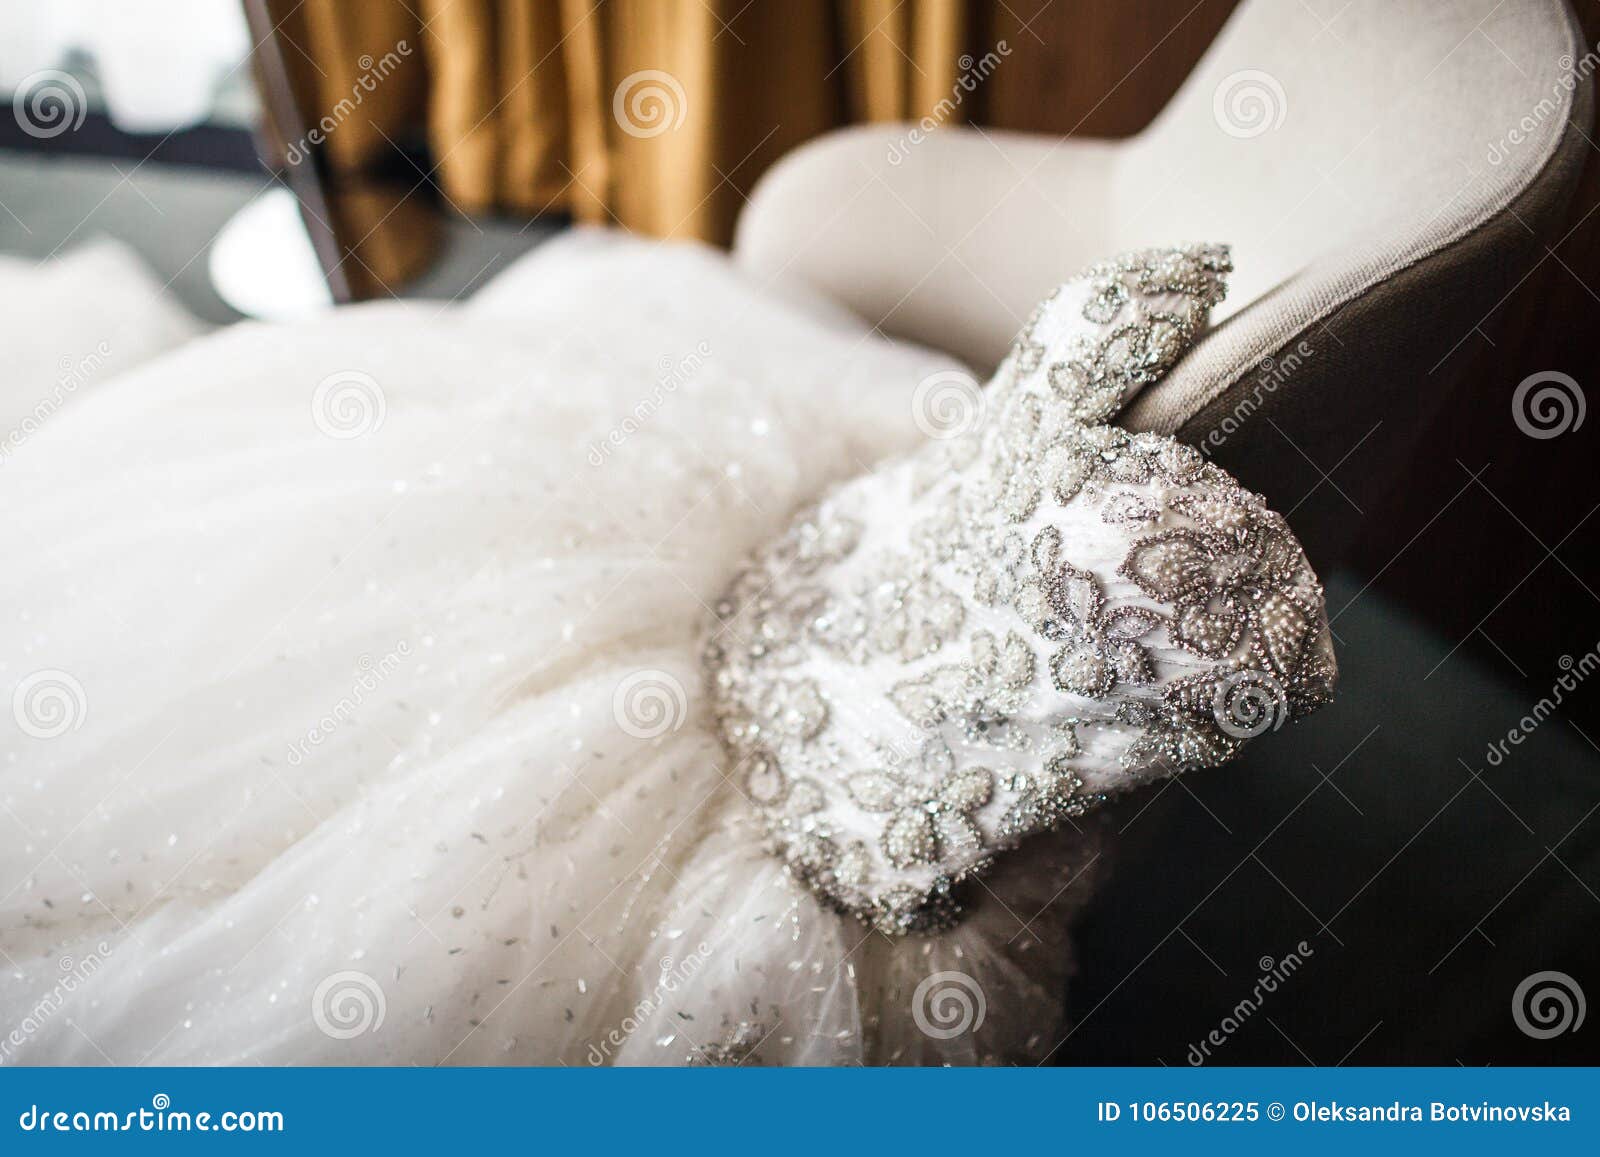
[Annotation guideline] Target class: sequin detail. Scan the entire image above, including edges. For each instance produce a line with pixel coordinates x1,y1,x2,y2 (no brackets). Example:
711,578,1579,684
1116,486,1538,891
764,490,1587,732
1019,244,1230,424
704,244,1336,936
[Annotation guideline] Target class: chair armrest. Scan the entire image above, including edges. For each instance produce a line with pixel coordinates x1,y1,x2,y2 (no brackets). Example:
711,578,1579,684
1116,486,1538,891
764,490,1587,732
733,124,1118,369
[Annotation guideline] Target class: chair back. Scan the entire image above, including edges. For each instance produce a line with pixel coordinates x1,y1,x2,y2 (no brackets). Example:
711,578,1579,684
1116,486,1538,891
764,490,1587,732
1116,0,1591,562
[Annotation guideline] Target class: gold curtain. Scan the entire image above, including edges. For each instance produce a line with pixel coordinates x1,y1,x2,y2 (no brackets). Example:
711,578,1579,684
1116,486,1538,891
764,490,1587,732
258,0,971,294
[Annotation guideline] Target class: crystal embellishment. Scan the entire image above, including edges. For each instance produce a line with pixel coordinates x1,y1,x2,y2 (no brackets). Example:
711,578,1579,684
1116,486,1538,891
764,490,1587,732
704,245,1336,935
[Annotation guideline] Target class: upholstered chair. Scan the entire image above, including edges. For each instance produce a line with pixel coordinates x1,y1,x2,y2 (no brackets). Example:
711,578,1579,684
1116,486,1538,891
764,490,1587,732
734,0,1593,567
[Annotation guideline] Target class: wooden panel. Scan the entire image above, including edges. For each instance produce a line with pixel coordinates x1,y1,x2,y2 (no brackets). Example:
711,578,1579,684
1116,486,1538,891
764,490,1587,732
981,0,1240,135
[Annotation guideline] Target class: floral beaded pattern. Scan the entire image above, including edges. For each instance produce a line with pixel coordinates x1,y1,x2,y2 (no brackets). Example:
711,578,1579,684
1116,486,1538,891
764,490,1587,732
1015,243,1230,424
704,245,1336,936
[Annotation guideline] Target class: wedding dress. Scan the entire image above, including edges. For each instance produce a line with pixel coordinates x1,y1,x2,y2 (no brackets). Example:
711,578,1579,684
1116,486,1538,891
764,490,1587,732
0,232,1332,1065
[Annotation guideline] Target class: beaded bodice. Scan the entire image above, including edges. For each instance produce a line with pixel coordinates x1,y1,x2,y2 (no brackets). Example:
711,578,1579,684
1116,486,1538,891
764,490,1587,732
704,245,1336,934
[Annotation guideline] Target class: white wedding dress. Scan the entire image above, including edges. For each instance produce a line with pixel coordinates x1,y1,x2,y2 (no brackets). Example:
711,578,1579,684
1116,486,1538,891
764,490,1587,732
0,232,1330,1066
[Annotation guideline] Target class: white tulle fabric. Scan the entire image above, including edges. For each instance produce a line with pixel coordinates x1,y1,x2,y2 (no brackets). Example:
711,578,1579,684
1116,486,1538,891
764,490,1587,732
0,231,1097,1066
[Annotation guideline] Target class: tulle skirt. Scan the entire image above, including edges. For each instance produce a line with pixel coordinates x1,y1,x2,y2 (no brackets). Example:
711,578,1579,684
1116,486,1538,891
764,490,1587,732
0,234,1099,1065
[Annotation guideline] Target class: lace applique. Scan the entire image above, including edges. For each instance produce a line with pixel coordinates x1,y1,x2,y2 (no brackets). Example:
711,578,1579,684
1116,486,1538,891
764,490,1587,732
689,1021,768,1066
998,753,1089,841
1014,530,1163,699
1101,490,1161,528
1120,490,1323,676
1013,244,1230,424
847,740,993,870
888,629,1036,740
855,558,966,663
703,244,1336,936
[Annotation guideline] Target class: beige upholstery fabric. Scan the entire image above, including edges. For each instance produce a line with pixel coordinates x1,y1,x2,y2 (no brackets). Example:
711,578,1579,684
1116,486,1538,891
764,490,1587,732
732,0,1593,565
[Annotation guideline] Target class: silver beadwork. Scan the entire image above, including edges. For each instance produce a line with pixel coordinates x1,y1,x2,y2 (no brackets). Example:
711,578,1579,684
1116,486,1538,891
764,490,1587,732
703,244,1335,936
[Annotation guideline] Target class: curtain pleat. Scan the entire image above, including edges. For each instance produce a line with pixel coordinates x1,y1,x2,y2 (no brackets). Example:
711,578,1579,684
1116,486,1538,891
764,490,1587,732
557,0,611,223
260,0,979,292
